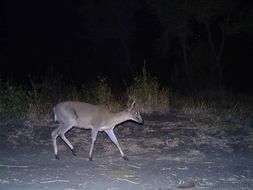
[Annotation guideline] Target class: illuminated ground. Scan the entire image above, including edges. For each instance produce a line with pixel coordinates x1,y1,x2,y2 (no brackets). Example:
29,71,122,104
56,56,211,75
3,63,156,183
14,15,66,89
0,111,253,189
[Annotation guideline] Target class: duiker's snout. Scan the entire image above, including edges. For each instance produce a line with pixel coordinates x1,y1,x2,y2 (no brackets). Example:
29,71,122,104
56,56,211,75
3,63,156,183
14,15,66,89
132,111,143,124
128,100,143,124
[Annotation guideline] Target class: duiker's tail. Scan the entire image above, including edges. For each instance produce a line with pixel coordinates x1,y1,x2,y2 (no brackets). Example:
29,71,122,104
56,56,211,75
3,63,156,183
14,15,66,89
53,107,58,123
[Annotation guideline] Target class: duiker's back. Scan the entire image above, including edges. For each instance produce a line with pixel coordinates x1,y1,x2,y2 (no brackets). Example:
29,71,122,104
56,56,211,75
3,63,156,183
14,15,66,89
54,101,111,128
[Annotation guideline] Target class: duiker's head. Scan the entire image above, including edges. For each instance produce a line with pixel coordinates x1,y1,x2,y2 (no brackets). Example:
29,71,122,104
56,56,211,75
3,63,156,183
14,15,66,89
127,101,143,124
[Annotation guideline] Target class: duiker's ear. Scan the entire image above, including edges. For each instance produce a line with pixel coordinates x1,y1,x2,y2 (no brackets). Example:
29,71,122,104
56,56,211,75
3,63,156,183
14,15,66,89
128,100,136,112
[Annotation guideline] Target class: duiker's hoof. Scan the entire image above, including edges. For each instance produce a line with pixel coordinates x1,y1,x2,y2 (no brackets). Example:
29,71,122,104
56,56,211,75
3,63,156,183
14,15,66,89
122,156,129,161
71,149,77,156
88,157,93,161
55,154,60,160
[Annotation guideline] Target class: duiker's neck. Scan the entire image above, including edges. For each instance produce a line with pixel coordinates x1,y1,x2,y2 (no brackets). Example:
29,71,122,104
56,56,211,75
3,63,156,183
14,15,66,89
110,110,129,126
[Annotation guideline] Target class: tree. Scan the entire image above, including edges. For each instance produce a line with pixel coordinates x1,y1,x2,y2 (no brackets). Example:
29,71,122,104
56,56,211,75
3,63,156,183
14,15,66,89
75,0,140,76
146,0,193,90
146,0,239,90
186,0,235,87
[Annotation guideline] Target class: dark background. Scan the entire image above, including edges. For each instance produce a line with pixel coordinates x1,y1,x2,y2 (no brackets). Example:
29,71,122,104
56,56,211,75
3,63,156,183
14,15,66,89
1,0,253,93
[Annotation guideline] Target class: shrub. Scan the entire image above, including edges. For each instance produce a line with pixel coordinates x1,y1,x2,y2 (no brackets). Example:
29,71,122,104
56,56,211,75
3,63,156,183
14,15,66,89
1,73,251,125
127,65,170,108
0,81,32,122
80,76,113,105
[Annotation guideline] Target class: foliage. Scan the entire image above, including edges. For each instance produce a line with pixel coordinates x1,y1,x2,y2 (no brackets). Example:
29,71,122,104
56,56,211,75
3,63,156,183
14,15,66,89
172,88,253,123
0,73,252,125
22,75,65,124
145,0,253,90
0,82,32,122
110,169,136,179
127,65,170,108
80,76,114,106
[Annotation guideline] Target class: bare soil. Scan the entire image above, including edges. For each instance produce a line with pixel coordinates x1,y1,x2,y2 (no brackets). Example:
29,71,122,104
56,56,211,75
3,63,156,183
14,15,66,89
0,110,253,190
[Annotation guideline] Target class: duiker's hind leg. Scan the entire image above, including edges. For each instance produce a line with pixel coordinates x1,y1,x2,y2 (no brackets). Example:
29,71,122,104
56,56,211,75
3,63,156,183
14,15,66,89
51,125,75,160
51,127,60,160
59,125,76,156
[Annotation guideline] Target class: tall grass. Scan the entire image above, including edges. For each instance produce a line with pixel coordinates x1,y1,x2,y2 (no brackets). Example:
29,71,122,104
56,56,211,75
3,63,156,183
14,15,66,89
127,65,170,109
0,81,32,123
80,76,113,105
0,67,252,125
0,76,119,124
172,89,253,124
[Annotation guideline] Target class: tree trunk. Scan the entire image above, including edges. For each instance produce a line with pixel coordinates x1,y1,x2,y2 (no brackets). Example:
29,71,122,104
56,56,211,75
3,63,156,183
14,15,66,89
204,21,224,87
180,37,192,91
120,38,134,76
178,18,192,92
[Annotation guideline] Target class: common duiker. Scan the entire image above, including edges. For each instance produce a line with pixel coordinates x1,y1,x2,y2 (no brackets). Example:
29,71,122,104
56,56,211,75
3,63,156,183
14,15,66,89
51,100,143,161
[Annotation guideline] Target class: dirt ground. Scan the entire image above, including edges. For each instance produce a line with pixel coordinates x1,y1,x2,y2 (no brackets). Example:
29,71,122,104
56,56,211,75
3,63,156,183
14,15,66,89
0,110,253,190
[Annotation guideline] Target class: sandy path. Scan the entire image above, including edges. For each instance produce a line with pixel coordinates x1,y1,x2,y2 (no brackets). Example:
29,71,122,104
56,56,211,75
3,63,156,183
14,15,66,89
0,111,253,189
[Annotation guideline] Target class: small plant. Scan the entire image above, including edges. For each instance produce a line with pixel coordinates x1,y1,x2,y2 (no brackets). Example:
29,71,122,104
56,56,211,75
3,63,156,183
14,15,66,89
174,89,253,123
1,72,251,125
127,64,170,108
24,75,65,124
110,169,136,179
0,81,32,122
80,76,118,109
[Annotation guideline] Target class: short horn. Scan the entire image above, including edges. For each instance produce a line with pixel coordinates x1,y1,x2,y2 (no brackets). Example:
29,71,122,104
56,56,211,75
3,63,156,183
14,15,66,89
129,100,136,111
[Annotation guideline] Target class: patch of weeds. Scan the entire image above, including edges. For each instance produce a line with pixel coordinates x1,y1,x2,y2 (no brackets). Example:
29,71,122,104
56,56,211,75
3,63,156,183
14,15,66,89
29,75,63,105
0,81,32,123
1,72,252,127
81,76,121,111
173,90,253,125
127,65,170,111
25,75,64,125
109,168,137,179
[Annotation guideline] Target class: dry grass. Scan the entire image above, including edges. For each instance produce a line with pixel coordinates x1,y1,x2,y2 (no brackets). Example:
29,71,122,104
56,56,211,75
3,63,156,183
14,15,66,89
127,65,170,113
171,89,253,125
0,69,252,126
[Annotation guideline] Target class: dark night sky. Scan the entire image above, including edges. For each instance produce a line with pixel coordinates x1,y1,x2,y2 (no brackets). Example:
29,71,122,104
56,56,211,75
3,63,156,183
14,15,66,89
1,0,253,91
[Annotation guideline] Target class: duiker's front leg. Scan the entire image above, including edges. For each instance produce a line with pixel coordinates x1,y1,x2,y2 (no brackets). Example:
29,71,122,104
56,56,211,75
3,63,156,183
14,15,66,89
89,129,98,161
105,129,128,160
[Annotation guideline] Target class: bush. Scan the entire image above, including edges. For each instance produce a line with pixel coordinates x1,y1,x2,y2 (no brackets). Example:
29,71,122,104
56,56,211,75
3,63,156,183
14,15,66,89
0,81,32,122
172,89,253,123
127,65,170,108
1,73,251,125
80,76,113,105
